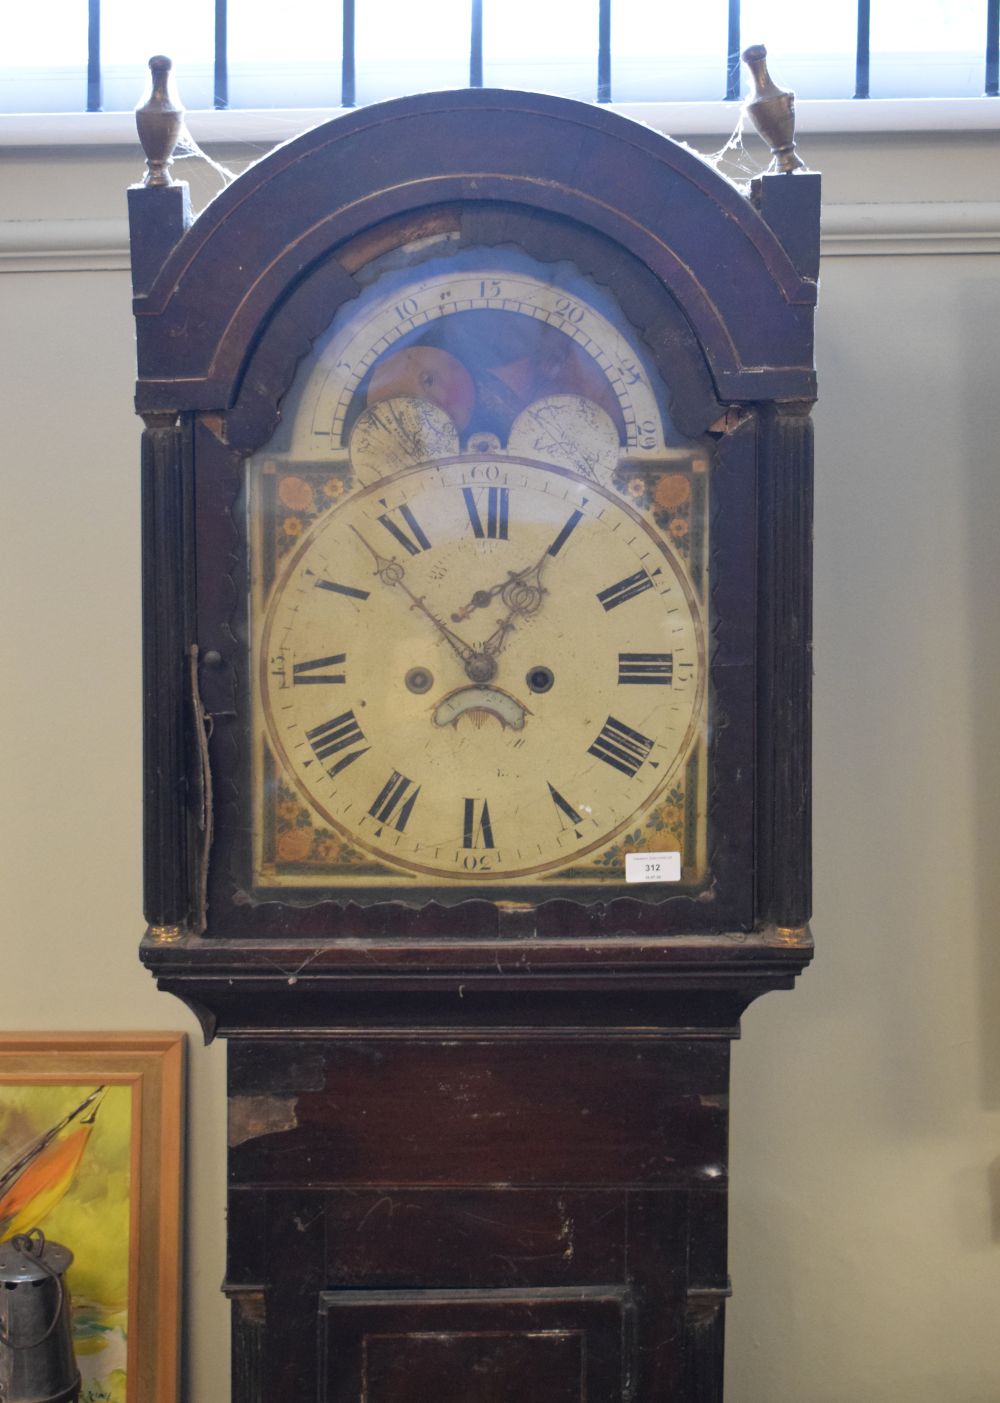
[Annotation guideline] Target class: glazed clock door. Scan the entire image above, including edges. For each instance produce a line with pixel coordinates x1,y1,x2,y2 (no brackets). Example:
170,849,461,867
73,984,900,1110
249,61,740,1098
181,198,763,939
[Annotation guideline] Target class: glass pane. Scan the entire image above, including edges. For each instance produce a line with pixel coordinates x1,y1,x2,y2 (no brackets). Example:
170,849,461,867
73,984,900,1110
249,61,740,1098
740,0,857,99
0,0,85,113
613,0,730,101
355,0,471,105
247,235,711,897
871,0,986,96
484,0,600,102
102,0,214,111
229,0,342,107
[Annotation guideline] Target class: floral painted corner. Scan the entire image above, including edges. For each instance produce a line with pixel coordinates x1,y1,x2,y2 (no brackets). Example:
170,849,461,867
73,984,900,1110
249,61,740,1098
595,786,688,872
615,466,703,560
271,779,366,870
273,467,354,557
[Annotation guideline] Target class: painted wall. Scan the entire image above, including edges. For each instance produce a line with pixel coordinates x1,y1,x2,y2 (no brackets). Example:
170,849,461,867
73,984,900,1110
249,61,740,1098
1,120,998,1401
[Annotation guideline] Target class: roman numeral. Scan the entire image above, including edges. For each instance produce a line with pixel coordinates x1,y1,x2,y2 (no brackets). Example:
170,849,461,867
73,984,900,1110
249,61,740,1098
588,715,655,777
547,782,583,836
463,486,509,539
378,503,432,555
463,798,496,848
547,508,584,557
368,771,420,833
314,578,370,600
306,710,370,776
293,653,347,685
617,652,673,685
597,568,655,611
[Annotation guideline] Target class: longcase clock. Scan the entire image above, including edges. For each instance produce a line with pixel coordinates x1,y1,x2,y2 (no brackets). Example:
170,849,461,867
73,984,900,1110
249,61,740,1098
129,53,817,1403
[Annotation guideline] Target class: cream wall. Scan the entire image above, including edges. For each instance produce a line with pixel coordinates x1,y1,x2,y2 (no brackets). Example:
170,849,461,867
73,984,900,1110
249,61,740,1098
1,119,998,1401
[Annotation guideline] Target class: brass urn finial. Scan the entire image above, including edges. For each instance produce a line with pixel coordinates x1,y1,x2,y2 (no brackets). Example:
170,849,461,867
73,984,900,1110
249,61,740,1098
135,55,184,187
741,44,805,173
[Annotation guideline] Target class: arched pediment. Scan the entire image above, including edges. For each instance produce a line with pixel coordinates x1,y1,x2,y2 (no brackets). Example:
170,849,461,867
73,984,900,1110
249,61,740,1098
133,89,817,416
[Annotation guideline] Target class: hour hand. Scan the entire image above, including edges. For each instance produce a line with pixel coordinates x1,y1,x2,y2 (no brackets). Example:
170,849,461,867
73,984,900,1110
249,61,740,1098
451,553,547,626
480,558,548,659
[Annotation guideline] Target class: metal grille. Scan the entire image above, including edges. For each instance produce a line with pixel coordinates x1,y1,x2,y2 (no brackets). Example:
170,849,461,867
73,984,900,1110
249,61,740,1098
8,0,1000,115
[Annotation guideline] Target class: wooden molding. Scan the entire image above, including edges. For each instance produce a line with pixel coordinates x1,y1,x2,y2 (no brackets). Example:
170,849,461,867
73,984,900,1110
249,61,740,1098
4,200,1000,274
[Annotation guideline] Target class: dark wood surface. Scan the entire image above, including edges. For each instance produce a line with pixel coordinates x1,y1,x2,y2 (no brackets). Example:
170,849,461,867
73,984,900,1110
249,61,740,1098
225,1034,730,1403
139,414,197,930
318,1288,630,1402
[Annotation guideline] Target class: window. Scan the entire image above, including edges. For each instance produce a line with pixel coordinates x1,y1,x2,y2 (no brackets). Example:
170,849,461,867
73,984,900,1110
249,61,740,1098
2,0,998,115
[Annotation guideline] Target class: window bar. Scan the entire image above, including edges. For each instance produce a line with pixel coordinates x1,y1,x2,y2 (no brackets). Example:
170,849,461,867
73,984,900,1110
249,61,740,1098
470,0,483,87
855,0,871,98
214,0,228,109
597,0,611,102
725,0,741,100
987,0,999,95
87,0,101,112
342,0,356,106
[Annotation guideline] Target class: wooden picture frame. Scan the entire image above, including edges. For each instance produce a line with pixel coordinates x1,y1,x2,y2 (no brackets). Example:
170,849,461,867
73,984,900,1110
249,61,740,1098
0,1033,183,1403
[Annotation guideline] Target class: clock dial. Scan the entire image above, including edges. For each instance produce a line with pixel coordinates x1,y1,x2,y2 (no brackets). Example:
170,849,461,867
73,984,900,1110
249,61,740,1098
250,239,710,895
258,456,704,882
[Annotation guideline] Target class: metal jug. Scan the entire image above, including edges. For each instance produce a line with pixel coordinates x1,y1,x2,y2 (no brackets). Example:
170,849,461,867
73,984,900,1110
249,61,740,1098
0,1232,80,1403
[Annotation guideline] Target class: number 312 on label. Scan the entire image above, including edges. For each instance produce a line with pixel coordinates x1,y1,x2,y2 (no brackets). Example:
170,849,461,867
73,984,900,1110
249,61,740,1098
624,851,682,883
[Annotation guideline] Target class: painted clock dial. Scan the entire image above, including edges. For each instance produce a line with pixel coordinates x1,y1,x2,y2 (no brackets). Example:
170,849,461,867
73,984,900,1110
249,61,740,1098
249,239,712,895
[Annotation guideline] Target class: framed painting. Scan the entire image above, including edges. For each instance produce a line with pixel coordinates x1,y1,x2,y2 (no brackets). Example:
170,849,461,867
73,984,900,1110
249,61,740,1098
0,1033,183,1403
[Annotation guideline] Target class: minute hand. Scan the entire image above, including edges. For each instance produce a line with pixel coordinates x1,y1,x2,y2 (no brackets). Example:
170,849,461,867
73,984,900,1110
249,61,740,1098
351,526,477,666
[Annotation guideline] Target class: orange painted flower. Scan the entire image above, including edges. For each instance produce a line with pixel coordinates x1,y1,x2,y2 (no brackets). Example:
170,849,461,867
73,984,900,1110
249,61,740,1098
282,516,303,538
669,516,689,539
654,473,691,510
277,827,312,862
323,476,346,499
278,475,314,511
277,799,300,823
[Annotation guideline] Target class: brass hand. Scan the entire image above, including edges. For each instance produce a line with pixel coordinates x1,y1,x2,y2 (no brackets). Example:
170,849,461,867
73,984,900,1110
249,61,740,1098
451,555,544,624
351,527,497,682
479,557,548,659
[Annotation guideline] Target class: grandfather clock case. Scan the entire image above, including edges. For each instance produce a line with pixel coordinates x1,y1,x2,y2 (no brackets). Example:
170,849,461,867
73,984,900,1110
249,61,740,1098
132,63,817,1403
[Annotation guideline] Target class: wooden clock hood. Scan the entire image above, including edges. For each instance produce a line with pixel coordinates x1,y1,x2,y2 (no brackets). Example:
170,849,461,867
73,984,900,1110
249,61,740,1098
132,84,817,1026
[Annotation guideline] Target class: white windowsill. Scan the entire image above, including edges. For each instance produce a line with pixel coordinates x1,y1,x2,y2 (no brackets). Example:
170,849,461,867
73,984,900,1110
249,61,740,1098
1,96,999,147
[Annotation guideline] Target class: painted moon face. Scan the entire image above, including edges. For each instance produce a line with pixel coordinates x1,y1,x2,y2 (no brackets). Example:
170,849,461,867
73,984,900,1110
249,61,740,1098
368,346,476,431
